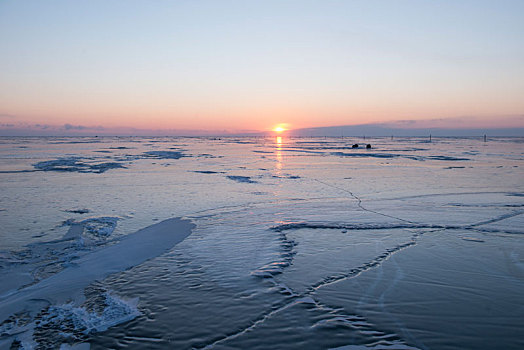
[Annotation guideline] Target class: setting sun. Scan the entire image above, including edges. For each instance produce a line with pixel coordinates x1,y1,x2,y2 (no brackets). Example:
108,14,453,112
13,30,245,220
273,125,287,133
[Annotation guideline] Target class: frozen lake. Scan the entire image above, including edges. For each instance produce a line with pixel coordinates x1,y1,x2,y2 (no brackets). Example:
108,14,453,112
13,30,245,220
0,136,523,349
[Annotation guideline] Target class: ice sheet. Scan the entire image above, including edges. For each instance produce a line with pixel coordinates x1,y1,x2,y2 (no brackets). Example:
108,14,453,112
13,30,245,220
1,136,523,349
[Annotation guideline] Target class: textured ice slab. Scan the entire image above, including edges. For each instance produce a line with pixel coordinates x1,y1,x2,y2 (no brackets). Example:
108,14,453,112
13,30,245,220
33,157,126,173
0,218,194,324
0,287,140,349
227,175,257,183
69,216,119,238
143,151,185,159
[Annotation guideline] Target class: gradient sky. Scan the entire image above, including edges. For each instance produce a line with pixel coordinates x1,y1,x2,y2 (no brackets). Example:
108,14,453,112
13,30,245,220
1,0,523,133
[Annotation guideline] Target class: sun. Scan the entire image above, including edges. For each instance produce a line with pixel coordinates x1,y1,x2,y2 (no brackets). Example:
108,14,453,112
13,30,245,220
273,125,287,133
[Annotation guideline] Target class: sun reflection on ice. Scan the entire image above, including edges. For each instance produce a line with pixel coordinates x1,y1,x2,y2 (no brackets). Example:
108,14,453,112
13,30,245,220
276,136,283,170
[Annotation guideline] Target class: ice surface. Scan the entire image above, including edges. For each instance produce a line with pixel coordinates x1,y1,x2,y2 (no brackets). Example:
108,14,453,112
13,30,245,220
0,288,139,349
331,342,420,349
76,217,119,238
42,292,140,334
0,217,194,348
143,150,185,159
227,175,258,183
1,136,523,349
33,157,126,173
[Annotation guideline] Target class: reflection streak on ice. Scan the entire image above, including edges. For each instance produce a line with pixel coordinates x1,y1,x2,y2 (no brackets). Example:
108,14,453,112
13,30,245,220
276,136,283,171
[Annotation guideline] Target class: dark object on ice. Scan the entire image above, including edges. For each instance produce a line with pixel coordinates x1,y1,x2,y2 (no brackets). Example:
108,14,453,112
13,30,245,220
366,144,371,149
65,208,90,214
352,144,359,148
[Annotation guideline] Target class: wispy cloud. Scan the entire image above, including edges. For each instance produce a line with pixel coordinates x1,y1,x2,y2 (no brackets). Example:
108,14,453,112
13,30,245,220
63,123,106,131
0,122,259,136
0,123,105,135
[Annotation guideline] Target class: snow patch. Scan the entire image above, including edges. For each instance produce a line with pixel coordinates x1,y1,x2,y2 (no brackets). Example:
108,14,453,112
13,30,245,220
227,175,257,183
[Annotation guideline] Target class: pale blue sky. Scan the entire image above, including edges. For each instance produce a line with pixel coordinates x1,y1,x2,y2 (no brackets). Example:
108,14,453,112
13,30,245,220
1,0,523,132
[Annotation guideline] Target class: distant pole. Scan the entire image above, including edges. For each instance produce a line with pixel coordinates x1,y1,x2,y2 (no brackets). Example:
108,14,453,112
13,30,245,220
429,134,432,142
484,134,487,142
